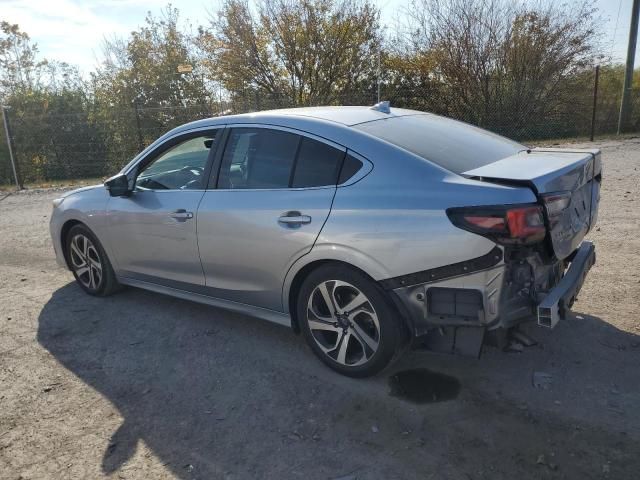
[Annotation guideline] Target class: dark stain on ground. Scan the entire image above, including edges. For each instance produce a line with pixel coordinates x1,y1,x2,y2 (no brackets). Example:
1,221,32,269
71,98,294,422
388,368,461,403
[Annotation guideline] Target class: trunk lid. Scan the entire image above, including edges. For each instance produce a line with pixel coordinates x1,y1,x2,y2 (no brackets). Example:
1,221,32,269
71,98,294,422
463,148,602,260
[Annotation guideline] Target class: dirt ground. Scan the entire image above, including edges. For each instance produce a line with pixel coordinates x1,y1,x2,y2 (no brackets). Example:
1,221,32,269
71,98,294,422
1,138,639,480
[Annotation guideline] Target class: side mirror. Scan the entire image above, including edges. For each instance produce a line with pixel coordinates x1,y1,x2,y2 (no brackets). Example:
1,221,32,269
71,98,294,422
104,173,131,197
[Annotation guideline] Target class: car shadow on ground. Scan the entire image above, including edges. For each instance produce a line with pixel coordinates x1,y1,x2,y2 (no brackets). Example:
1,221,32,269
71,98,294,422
37,282,640,479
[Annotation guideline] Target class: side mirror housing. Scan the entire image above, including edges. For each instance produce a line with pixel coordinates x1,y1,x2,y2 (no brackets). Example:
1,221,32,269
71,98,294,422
104,173,131,197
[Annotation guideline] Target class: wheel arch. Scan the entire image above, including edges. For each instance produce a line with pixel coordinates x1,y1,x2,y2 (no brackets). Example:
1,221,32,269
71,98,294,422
60,219,84,269
285,257,413,338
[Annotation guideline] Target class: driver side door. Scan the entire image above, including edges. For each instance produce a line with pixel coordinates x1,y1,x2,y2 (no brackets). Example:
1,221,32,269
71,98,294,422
107,128,221,287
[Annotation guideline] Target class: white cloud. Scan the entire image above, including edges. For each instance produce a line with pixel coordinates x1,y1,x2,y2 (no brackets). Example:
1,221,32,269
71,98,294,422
1,0,180,72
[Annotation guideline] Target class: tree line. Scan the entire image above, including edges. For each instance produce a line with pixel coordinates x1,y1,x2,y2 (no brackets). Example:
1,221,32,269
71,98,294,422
0,0,638,185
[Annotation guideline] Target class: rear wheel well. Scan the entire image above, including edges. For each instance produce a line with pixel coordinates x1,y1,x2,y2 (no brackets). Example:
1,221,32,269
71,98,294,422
287,260,412,339
288,260,333,333
60,219,83,268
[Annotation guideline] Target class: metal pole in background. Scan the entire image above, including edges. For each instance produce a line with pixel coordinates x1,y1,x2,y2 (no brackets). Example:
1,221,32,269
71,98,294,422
1,105,22,190
377,48,381,103
590,65,600,142
617,0,640,134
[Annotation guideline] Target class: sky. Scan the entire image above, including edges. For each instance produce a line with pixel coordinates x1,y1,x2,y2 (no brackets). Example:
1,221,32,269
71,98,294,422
1,0,638,75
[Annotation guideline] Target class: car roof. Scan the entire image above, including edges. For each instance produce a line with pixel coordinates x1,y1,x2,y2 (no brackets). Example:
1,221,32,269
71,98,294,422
244,106,421,126
174,105,422,132
123,106,428,176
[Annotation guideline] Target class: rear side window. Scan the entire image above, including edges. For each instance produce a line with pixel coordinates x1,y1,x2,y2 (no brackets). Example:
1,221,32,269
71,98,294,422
218,127,347,189
354,114,524,174
291,138,344,188
218,128,299,189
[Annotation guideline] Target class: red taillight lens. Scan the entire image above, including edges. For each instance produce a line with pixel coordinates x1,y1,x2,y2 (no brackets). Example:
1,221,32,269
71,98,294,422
506,206,546,240
447,204,546,245
464,215,506,231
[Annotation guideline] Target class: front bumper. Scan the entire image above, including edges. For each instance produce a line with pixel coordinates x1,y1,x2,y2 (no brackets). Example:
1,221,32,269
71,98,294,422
537,240,595,328
49,211,68,268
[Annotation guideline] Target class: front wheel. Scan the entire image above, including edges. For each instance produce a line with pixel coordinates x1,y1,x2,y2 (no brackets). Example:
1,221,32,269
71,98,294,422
66,224,120,296
297,265,404,377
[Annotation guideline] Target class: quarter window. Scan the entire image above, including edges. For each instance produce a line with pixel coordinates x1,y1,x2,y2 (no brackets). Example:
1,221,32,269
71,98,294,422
291,137,344,188
338,153,363,184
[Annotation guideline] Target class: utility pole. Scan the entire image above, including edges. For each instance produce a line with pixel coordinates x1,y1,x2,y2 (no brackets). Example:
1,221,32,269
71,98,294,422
1,106,22,190
618,0,640,134
590,65,600,141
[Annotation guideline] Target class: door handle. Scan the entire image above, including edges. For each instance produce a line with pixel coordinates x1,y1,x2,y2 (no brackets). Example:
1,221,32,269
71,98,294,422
278,212,312,226
169,209,194,221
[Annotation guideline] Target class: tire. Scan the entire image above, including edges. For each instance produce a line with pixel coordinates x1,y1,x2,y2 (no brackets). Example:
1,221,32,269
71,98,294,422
297,264,404,377
65,224,120,296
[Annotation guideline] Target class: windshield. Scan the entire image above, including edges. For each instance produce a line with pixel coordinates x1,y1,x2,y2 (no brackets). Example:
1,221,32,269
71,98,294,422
354,114,525,174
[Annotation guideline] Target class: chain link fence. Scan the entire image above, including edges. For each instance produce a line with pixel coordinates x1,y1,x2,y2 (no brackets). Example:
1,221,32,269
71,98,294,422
1,80,638,187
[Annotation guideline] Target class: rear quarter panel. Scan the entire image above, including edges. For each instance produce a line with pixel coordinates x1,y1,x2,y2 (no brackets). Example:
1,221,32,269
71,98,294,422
283,143,538,312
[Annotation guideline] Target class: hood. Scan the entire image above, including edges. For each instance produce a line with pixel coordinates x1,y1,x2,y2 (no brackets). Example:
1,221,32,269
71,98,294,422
61,184,104,198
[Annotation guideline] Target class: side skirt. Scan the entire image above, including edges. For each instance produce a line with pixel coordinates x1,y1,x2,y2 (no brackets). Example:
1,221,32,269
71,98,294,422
117,276,292,328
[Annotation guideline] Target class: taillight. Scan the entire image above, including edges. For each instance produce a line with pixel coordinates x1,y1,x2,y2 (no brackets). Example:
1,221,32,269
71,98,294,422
447,204,546,245
541,192,571,226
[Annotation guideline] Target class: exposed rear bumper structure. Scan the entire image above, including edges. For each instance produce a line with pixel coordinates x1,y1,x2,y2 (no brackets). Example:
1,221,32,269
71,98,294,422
385,241,596,356
537,241,595,328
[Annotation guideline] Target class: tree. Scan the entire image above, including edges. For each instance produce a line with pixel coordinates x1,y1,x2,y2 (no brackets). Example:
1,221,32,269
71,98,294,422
392,0,600,138
0,21,48,100
198,0,381,107
5,61,107,182
92,6,211,169
0,21,108,184
0,22,45,184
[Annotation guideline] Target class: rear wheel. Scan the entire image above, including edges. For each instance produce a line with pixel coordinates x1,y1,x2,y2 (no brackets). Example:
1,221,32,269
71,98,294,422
66,224,120,296
297,264,403,377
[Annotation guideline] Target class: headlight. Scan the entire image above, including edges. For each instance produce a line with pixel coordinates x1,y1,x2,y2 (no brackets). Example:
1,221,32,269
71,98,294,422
52,197,65,209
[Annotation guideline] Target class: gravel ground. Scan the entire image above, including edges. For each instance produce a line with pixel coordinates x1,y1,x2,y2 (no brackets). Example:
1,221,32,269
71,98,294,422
1,139,639,480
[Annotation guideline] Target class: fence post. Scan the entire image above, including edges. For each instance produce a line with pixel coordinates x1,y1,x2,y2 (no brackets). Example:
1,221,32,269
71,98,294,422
133,100,144,151
590,65,600,142
618,0,640,134
1,105,22,190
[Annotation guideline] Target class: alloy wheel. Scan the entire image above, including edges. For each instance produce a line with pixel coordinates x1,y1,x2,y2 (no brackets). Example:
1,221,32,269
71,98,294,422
306,280,381,366
69,234,103,290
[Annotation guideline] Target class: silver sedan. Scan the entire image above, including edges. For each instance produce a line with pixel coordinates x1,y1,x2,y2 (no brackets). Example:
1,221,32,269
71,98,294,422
50,103,601,376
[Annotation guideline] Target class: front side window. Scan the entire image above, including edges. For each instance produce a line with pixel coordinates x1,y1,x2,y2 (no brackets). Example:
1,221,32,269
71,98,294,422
136,133,217,190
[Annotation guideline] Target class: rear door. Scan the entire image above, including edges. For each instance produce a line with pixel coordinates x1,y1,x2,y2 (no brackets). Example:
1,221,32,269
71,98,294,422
197,125,345,311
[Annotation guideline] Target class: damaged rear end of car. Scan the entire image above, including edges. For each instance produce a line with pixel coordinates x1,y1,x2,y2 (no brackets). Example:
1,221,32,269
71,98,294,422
462,148,601,328
386,148,601,356
352,112,602,358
